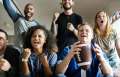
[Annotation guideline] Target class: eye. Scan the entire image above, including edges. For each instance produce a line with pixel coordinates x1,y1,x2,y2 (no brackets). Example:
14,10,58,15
38,35,42,38
86,29,89,32
0,37,4,41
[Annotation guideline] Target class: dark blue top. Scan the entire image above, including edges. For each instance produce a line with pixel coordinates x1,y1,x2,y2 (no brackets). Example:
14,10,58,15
56,13,83,51
57,45,101,77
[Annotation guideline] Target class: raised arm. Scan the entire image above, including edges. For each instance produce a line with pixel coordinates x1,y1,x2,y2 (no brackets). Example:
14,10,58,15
3,0,22,22
51,12,60,37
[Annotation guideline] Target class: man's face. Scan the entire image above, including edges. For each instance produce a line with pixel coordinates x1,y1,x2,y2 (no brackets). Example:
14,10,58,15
0,32,7,51
78,25,93,44
24,4,34,19
62,0,74,10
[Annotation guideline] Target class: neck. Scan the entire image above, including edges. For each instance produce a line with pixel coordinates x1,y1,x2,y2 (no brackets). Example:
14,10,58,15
64,9,73,15
34,48,43,55
99,27,106,34
25,17,33,21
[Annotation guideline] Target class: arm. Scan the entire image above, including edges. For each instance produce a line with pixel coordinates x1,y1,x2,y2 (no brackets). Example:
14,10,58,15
99,59,113,76
21,48,31,76
55,50,75,74
21,61,30,76
39,53,53,77
93,44,113,76
51,21,58,37
50,12,60,37
56,41,81,74
3,0,22,22
111,11,120,23
67,23,78,37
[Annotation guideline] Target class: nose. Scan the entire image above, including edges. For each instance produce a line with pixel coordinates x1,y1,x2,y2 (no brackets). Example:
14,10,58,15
34,36,39,40
82,30,86,34
27,8,31,12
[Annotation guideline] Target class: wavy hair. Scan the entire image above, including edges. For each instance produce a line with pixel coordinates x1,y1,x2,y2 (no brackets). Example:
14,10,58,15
94,11,112,38
23,25,57,52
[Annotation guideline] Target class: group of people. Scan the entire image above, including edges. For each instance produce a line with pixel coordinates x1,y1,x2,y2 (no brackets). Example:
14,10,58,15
0,0,120,77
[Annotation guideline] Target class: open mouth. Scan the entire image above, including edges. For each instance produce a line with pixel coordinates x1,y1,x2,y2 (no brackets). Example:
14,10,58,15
81,35,87,37
100,20,104,23
33,41,40,44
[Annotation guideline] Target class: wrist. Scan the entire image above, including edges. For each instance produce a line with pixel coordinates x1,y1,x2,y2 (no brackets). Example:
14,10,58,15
72,28,76,32
99,57,106,64
22,58,28,62
52,20,56,24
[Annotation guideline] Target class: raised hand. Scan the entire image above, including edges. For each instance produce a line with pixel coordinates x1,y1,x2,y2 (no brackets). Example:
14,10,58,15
22,48,31,61
92,43,104,61
38,53,48,66
52,12,60,23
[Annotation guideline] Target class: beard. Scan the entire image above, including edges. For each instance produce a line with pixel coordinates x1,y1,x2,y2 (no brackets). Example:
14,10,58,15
62,4,72,10
24,12,34,19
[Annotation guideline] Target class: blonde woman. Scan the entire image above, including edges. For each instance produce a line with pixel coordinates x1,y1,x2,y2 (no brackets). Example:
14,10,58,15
94,11,120,76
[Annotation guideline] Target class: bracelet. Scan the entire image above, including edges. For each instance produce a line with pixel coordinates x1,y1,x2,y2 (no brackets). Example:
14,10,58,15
22,58,28,62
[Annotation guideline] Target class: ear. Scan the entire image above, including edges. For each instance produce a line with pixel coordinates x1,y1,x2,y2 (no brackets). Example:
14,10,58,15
6,39,8,44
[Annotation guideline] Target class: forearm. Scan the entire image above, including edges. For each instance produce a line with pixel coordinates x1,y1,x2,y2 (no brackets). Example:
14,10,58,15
21,61,30,76
51,21,58,37
100,59,113,76
73,28,78,37
55,53,73,74
3,0,20,22
43,63,53,77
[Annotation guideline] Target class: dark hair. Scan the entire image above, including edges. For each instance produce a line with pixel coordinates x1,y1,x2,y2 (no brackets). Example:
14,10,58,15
0,29,8,39
23,25,56,52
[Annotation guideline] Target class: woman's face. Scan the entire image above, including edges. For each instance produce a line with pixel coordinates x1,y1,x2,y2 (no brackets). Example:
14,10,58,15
78,25,93,44
96,11,108,29
31,29,46,49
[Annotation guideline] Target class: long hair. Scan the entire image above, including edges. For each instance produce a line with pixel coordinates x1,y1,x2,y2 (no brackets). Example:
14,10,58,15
94,11,112,38
23,25,52,52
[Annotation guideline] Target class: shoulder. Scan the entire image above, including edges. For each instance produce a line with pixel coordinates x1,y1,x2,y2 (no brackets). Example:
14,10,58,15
5,45,21,55
32,20,40,25
73,13,82,18
48,51,57,60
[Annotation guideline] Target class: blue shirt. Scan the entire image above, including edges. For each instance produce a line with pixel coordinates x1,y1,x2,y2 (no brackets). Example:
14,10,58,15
21,50,57,77
57,45,101,77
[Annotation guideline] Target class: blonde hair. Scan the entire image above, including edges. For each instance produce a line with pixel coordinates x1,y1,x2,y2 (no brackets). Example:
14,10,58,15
77,22,93,31
94,11,112,38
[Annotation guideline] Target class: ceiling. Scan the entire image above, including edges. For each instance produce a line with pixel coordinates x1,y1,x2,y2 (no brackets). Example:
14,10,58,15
0,0,120,35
